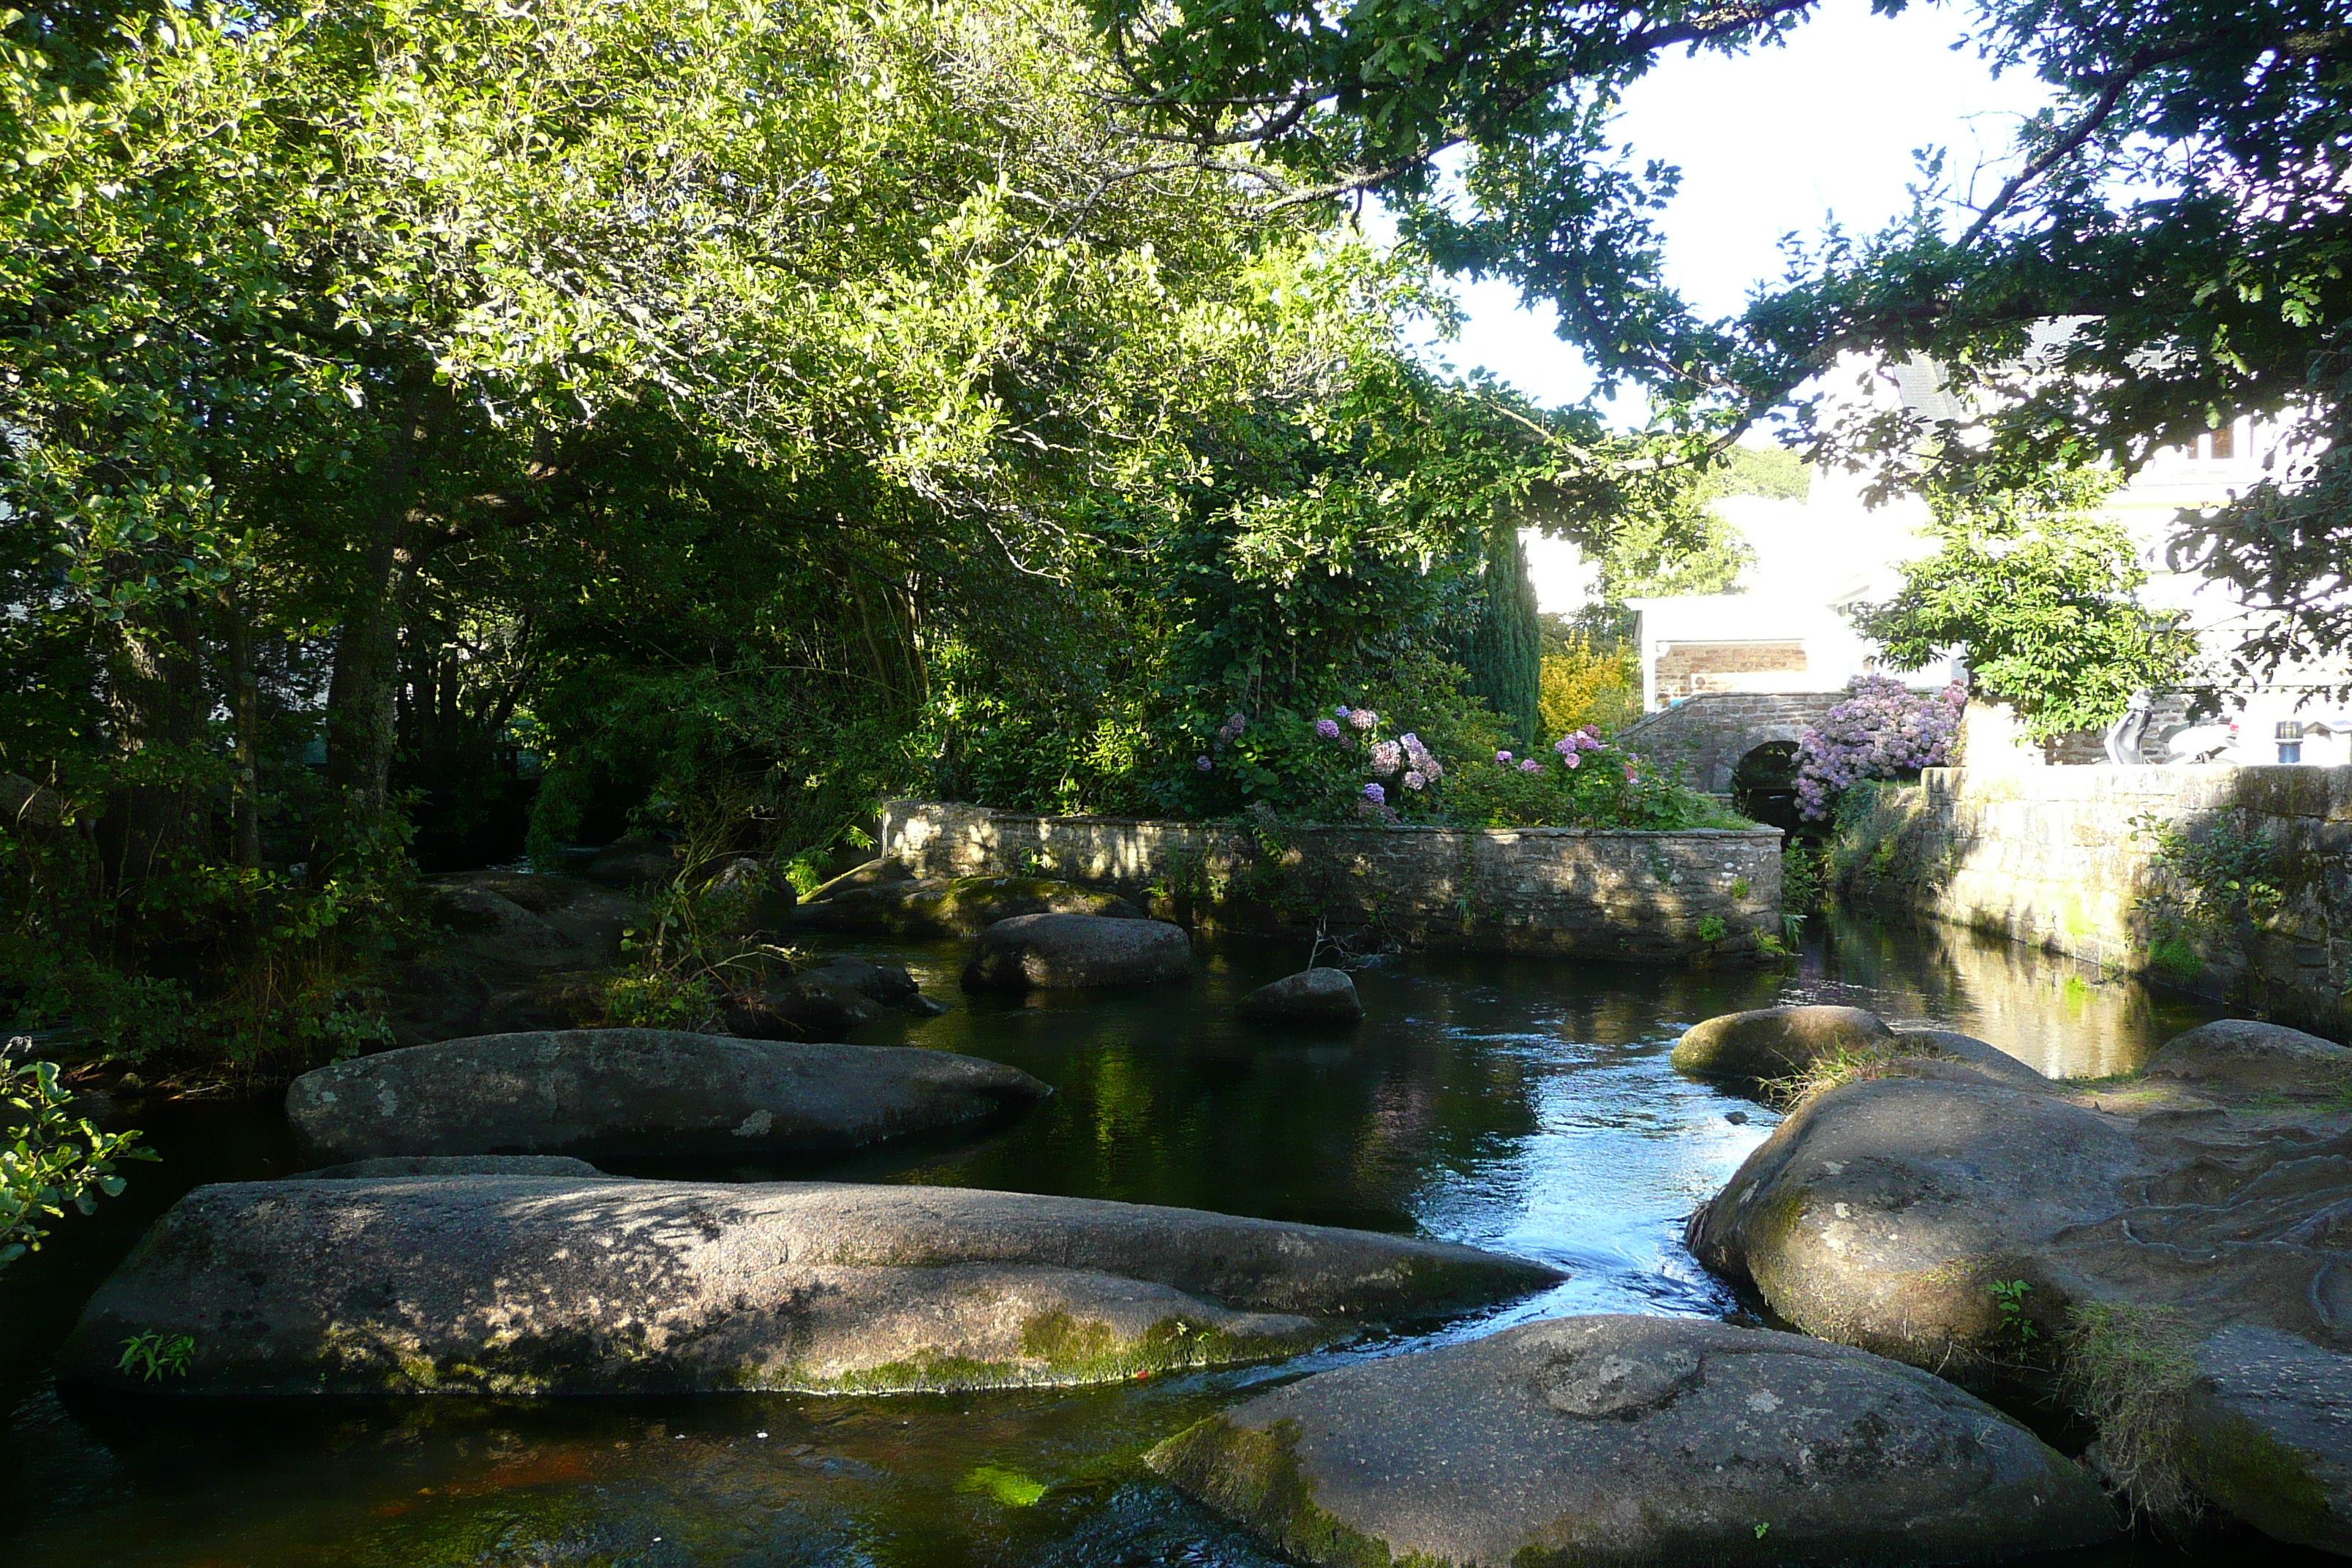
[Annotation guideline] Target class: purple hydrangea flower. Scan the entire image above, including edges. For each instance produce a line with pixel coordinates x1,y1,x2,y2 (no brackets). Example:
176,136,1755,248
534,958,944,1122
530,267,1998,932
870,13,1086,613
1335,706,1352,719
1226,712,1247,734
1520,758,1543,773
1348,709,1377,731
1370,739,1403,774
1195,755,1213,772
1554,735,1575,755
1315,717,1342,739
1398,731,1420,750
1403,770,1426,791
1561,750,1580,770
1362,782,1385,804
1496,750,1512,764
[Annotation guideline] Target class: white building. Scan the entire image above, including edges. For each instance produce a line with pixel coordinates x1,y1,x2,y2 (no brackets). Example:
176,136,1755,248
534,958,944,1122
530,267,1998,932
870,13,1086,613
1622,355,2351,764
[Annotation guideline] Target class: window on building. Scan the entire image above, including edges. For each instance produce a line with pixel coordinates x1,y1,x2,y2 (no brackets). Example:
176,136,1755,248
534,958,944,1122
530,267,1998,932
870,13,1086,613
2277,721,2302,766
2209,423,2236,460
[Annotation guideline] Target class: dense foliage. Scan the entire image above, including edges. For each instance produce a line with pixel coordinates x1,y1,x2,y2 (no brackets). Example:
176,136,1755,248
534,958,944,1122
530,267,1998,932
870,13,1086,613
1858,467,2196,738
1,0,1744,1072
1794,677,1967,821
1096,0,2352,679
1,1049,151,1270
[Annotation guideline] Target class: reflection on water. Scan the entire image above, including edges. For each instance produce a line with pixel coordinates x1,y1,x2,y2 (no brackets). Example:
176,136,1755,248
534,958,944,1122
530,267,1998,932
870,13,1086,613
0,919,2234,1567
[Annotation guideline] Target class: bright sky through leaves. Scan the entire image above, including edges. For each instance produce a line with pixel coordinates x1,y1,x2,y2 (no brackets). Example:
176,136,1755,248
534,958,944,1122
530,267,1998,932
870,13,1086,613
1418,0,2057,413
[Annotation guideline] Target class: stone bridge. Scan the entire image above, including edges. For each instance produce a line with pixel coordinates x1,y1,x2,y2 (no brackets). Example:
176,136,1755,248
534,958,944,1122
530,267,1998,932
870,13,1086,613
1614,692,1844,794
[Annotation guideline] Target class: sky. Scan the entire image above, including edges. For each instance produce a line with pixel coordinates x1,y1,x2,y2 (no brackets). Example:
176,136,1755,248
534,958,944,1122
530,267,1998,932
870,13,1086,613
1388,0,2059,609
1409,0,2057,412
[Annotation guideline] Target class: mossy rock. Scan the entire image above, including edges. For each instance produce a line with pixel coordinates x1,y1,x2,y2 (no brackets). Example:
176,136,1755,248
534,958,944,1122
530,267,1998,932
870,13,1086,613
1669,1003,1896,1081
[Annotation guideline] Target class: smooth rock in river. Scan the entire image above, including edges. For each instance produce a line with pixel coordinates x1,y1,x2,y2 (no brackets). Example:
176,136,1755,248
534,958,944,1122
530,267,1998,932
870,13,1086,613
1670,1003,1896,1081
799,870,1142,938
1891,1028,2054,1090
1687,1068,2352,1550
2145,1018,2352,1095
962,913,1191,993
59,1178,1562,1396
725,958,946,1041
284,1028,1049,1163
1149,1314,2117,1568
1236,968,1362,1025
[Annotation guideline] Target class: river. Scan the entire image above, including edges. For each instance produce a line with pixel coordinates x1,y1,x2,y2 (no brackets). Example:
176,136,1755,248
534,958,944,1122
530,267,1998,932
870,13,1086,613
2,913,2313,1566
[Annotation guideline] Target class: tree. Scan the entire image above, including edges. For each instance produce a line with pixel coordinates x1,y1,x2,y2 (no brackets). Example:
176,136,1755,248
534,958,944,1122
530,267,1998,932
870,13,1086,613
1091,0,2352,676
1855,466,2195,738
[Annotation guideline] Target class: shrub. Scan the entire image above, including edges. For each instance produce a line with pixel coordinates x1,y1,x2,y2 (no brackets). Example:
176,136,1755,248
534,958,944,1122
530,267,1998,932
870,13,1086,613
1794,676,1967,820
2,1049,154,1271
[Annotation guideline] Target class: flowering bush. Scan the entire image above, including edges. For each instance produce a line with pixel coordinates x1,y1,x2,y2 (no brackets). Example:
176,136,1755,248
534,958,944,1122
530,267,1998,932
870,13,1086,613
1793,676,1967,820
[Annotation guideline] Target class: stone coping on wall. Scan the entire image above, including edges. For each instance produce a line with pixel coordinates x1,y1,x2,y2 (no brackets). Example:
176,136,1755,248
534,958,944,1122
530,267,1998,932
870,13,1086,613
878,800,1784,964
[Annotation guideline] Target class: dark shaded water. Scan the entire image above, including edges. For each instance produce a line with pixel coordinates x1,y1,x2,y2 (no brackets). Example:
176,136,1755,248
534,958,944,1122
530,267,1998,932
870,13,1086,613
0,914,2304,1567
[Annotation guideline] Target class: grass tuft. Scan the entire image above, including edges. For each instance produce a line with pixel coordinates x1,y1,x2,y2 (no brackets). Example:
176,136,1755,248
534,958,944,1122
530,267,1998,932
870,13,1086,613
2060,1302,2204,1520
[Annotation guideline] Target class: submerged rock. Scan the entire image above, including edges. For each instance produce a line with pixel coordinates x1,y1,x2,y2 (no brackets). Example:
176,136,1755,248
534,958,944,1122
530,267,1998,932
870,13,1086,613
2145,1018,2352,1095
284,1028,1049,1163
1236,968,1362,1025
1149,1313,2117,1568
962,913,1191,993
1670,1004,1896,1081
59,1179,1562,1396
798,867,1142,938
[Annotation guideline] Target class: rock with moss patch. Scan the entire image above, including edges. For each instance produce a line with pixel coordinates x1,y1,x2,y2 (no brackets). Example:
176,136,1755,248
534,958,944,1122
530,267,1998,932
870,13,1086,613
2146,1019,2352,1096
2185,1326,2352,1553
1149,1313,2117,1567
1689,1068,2352,1550
962,913,1191,993
1236,968,1362,1026
285,1028,1048,1163
797,868,1142,938
58,1178,1561,1396
1670,1004,1896,1081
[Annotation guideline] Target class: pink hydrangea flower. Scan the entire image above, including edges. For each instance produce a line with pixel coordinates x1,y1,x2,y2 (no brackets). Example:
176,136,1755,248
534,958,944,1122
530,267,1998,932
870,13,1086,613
1349,709,1377,731
1371,740,1403,774
1403,770,1426,791
1520,758,1542,773
1561,750,1580,770
1496,750,1512,764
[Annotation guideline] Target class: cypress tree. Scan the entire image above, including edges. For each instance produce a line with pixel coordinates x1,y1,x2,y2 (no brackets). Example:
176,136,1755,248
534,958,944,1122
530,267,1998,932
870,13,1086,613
1465,524,1543,747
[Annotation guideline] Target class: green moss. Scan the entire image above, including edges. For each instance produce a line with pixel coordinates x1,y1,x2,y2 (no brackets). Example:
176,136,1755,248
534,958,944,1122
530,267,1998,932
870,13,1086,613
1147,1417,1399,1568
2194,1411,2336,1543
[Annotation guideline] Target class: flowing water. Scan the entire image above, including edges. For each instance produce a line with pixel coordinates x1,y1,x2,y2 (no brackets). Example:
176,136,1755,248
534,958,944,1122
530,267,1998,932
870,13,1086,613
0,914,2313,1566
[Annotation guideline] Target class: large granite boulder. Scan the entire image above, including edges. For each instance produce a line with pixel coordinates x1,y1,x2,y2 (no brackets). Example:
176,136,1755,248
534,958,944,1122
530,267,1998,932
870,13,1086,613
1687,1056,2352,1550
1236,968,1363,1025
582,834,680,886
1150,1314,2117,1567
1890,1028,2054,1090
798,867,1142,938
723,958,946,1042
428,883,583,970
962,913,1191,993
2145,1018,2352,1095
1670,1004,1896,1081
284,1029,1049,1163
295,1155,606,1180
58,1177,1562,1396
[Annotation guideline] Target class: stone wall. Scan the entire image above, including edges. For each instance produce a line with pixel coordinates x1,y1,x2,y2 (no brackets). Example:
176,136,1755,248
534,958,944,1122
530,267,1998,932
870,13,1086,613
880,801,1784,964
1839,765,2352,1038
1613,692,1847,794
1654,641,1809,701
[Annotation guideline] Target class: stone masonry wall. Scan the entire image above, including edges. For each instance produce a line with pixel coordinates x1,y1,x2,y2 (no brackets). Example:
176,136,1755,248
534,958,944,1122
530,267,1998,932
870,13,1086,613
881,801,1784,965
1851,765,2352,1039
1655,642,1809,701
1614,692,1847,794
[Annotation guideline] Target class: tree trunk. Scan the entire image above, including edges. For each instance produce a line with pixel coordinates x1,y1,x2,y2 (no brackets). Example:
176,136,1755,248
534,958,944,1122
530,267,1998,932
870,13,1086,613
321,375,436,870
220,587,262,870
97,602,209,895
